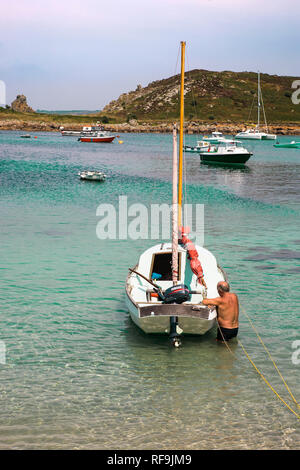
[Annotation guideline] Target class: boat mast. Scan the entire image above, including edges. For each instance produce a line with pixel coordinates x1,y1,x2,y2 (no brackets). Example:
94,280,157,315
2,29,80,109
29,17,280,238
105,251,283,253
178,41,185,227
257,71,260,130
172,124,178,285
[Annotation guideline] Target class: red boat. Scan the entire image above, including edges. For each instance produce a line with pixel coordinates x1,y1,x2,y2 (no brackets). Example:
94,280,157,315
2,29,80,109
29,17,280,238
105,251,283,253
79,131,115,143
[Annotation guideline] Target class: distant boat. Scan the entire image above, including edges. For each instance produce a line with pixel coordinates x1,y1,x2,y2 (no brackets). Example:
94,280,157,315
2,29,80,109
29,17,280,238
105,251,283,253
202,131,228,144
79,131,115,143
236,72,277,140
184,140,210,153
60,124,105,136
60,129,81,136
78,170,106,181
20,134,31,138
273,141,300,149
199,140,252,165
184,137,236,153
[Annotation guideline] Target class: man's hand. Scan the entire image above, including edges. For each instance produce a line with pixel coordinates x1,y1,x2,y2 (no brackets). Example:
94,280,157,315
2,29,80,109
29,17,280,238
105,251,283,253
199,276,207,288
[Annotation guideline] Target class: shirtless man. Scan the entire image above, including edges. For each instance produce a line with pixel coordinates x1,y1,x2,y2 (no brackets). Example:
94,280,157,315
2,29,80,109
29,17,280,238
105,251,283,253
202,281,239,342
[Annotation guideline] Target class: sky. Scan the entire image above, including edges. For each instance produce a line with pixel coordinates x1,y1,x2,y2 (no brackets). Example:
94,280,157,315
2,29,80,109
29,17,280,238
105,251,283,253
0,0,299,110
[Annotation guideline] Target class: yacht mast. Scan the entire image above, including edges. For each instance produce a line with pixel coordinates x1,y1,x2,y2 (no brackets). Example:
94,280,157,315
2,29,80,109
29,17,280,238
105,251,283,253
178,41,185,228
257,71,261,130
172,124,178,285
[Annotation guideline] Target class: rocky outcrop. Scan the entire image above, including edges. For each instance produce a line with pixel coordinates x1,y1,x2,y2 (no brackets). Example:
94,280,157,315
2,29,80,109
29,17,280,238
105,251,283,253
11,94,35,113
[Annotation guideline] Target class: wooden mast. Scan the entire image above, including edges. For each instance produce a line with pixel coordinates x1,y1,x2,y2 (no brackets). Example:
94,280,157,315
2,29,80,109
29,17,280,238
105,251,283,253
257,71,260,131
178,41,185,228
172,124,178,285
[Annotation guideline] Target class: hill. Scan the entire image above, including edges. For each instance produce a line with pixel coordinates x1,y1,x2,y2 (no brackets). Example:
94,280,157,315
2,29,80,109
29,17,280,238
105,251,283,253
100,69,300,124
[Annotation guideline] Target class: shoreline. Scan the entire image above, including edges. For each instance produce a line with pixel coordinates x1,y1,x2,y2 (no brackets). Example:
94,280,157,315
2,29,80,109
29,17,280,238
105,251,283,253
1,119,300,135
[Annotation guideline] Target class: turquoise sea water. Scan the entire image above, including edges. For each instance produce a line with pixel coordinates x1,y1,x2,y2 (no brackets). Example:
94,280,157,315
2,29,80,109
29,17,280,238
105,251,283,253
0,130,299,449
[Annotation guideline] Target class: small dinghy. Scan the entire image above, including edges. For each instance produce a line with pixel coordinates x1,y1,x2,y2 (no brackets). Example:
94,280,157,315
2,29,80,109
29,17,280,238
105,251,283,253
20,134,31,138
183,141,211,153
274,141,300,149
78,170,106,181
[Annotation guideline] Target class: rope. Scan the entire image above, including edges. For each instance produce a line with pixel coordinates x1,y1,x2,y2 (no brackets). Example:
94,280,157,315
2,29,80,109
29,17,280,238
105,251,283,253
247,93,256,123
240,306,300,410
185,50,199,122
216,320,300,420
238,340,300,420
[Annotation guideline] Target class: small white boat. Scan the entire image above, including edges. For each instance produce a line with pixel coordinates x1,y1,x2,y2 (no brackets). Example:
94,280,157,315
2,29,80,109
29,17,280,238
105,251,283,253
126,243,225,338
60,124,106,137
199,141,252,165
78,170,106,181
20,134,31,138
183,141,210,152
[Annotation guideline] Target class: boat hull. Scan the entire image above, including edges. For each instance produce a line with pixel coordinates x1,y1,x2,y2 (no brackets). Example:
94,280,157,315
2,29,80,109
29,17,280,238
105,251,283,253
261,134,277,140
274,143,300,149
125,290,216,335
200,152,252,165
79,136,115,143
125,243,226,337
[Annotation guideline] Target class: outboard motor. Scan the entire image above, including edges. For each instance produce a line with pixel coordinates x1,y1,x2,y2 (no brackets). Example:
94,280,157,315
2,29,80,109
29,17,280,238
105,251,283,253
162,284,191,304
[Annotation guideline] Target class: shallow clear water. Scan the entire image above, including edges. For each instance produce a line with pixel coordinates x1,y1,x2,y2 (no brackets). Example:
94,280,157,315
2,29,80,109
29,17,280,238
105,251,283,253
0,130,299,449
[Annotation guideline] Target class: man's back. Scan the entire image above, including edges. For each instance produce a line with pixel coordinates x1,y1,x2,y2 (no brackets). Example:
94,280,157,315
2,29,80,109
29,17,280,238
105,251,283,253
217,292,239,329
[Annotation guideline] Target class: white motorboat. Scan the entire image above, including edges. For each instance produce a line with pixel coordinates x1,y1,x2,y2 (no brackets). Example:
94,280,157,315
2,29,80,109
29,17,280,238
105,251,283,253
125,42,227,347
199,140,252,165
78,170,106,181
236,72,277,140
60,123,106,137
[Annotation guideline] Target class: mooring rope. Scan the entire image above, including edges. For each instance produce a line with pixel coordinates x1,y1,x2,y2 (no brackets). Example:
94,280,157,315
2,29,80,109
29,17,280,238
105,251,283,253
240,306,300,410
216,320,300,420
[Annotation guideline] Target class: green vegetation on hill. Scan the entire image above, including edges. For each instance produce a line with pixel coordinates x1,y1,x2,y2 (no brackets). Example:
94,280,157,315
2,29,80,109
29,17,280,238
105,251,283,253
100,69,300,123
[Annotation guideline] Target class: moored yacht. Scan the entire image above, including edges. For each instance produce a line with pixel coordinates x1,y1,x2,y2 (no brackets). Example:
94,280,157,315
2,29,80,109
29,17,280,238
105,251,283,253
126,42,227,347
236,127,276,140
235,72,277,140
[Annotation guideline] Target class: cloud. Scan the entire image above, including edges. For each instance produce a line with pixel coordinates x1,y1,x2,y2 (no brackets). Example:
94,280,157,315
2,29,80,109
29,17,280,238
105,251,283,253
1,0,299,108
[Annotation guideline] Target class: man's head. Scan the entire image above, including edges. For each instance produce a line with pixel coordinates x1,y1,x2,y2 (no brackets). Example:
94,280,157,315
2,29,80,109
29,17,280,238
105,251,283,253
217,281,230,296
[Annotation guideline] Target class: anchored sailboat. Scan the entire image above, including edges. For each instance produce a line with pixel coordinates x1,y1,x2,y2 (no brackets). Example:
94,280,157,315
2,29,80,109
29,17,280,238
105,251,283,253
125,42,226,346
236,72,277,140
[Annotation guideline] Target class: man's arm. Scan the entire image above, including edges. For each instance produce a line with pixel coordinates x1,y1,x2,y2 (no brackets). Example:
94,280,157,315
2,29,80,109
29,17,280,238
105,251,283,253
202,297,221,307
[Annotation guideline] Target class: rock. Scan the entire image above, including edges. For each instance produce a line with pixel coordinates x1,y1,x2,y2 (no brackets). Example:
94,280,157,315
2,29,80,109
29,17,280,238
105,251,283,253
11,94,35,113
